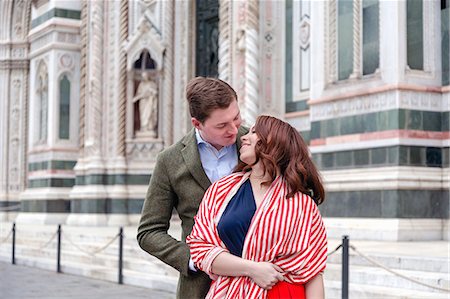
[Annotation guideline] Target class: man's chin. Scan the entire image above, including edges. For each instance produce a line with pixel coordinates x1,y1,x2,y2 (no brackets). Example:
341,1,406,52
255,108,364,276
223,138,236,147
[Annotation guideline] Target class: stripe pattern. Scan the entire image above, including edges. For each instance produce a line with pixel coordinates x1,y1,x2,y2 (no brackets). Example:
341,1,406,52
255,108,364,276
187,172,327,299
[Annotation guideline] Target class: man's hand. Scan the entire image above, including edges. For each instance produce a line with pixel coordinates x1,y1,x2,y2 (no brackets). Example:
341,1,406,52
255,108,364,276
247,262,285,290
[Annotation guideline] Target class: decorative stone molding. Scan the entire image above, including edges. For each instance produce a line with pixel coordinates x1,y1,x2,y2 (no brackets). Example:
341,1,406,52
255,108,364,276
218,0,232,82
78,0,87,156
117,0,128,157
105,1,119,158
177,0,189,136
125,18,165,71
11,0,31,40
286,114,311,132
30,32,52,53
57,32,79,44
85,0,104,157
322,166,445,191
349,0,361,79
234,0,259,126
161,0,174,146
299,16,310,50
57,52,74,72
326,0,337,85
126,139,164,162
32,0,48,9
310,90,397,121
9,77,23,192
311,88,446,121
399,91,445,112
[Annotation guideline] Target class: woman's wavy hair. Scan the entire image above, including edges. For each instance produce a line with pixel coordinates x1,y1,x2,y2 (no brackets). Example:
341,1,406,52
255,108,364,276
235,115,325,205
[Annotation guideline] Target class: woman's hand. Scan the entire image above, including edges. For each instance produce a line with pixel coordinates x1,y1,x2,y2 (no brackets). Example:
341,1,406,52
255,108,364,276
247,262,285,289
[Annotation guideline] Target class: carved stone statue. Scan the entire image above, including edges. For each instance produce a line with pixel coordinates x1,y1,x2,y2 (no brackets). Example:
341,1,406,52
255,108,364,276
133,72,158,137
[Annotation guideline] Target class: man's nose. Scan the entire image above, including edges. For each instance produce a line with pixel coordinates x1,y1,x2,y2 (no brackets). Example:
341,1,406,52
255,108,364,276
229,123,238,135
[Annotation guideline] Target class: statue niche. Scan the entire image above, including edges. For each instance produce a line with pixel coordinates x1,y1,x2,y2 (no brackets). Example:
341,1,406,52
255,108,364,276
133,50,159,138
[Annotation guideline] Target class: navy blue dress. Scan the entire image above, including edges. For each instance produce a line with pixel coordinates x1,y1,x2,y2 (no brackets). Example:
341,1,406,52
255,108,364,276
217,180,256,257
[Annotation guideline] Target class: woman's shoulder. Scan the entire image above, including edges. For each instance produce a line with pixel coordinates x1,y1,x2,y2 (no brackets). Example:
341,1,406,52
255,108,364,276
212,171,246,188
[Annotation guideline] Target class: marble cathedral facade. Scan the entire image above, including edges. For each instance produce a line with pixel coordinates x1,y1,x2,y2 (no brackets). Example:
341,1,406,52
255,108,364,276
0,0,448,241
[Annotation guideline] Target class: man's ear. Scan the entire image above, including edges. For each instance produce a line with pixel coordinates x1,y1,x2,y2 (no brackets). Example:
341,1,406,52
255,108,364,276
191,117,201,129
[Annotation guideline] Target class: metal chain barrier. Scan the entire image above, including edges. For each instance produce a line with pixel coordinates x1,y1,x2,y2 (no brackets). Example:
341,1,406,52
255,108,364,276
327,244,342,257
35,231,58,251
0,229,12,245
64,233,120,257
349,244,450,293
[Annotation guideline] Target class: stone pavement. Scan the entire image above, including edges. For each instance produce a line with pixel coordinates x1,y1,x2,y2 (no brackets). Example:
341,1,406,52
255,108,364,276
0,262,175,299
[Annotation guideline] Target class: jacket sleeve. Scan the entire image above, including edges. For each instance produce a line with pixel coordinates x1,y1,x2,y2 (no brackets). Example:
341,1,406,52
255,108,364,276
137,152,191,276
186,183,228,280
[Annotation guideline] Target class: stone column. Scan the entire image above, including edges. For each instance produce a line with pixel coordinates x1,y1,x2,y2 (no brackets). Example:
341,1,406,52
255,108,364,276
19,1,81,225
0,0,30,222
67,0,106,226
233,0,259,126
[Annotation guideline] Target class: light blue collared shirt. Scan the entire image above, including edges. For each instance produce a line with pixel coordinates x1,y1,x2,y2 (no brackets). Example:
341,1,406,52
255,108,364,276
195,129,238,184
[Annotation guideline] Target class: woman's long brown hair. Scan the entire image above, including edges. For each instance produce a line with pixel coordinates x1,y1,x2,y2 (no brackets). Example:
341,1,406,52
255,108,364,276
235,115,325,205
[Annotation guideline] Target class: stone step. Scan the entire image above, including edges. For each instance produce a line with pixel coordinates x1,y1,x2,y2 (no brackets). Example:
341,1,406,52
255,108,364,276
324,280,450,299
0,254,177,295
0,243,177,277
122,268,177,293
325,263,449,294
0,241,178,281
327,251,449,274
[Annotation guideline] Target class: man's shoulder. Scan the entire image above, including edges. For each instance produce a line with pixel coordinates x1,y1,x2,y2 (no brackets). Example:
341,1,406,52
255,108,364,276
156,130,195,160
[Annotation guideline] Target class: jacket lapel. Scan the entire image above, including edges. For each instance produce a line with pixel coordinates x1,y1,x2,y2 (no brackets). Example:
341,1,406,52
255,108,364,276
181,129,211,191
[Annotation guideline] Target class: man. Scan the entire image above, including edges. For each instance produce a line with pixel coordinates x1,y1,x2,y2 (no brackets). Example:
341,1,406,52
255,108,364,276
137,77,248,299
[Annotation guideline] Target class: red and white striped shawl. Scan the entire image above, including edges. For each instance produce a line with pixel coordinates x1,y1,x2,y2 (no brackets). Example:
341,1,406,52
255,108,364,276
187,172,327,299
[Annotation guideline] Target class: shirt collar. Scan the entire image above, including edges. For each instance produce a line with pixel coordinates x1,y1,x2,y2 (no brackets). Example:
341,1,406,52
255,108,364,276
195,128,233,152
195,128,207,145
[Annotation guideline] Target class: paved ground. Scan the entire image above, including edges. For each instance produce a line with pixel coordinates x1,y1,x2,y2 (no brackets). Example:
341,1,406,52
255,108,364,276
0,262,175,299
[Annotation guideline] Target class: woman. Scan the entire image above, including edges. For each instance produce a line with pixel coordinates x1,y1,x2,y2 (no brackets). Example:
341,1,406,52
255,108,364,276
187,115,327,299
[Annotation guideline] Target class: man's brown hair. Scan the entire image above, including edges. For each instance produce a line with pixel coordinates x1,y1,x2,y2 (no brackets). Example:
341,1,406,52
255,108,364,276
186,77,237,123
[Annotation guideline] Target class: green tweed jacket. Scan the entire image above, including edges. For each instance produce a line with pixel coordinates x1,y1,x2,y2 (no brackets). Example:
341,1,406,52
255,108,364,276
137,126,248,299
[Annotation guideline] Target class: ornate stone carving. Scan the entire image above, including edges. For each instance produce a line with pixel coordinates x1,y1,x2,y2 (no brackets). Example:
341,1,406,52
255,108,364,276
350,0,361,79
9,76,22,192
310,91,397,121
126,140,164,161
178,0,188,135
218,0,232,82
327,0,337,84
234,0,259,125
12,47,25,58
133,72,158,138
126,18,164,71
399,91,444,111
78,0,88,155
57,32,79,44
30,32,52,53
85,0,104,156
59,53,74,69
162,0,174,145
117,0,128,156
299,17,310,50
